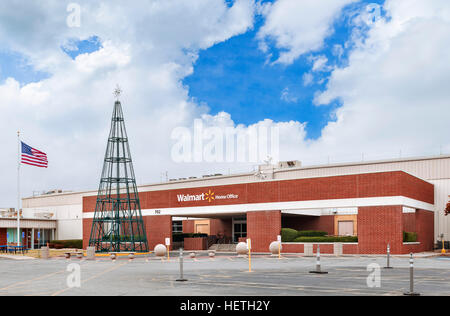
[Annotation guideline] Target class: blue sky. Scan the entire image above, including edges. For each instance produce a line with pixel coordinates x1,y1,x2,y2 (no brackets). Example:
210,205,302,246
61,36,103,60
183,0,386,140
0,50,49,85
0,36,102,85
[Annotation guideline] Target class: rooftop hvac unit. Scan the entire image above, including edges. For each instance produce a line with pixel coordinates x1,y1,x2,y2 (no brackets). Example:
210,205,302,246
44,189,63,195
34,212,54,219
278,160,301,169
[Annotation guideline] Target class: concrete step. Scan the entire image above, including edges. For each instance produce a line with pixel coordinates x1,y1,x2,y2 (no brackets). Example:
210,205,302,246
209,244,236,252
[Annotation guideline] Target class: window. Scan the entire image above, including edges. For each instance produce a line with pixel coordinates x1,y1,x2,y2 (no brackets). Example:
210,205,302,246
172,221,183,233
338,221,354,236
232,216,247,243
233,223,247,242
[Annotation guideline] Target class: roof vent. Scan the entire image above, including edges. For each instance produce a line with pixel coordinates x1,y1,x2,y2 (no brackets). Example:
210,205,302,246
278,160,301,169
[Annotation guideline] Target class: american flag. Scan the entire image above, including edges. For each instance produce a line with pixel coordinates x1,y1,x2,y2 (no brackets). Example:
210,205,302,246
21,142,48,168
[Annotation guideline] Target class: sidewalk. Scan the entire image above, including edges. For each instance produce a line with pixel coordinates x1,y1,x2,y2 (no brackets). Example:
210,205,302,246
0,254,35,260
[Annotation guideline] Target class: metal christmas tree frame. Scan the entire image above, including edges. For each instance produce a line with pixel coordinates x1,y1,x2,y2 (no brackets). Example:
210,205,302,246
88,87,149,252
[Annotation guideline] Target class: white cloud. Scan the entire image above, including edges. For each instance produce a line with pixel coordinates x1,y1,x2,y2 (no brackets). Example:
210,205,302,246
311,0,450,160
74,41,131,73
310,55,330,72
257,0,357,64
332,44,344,59
280,87,298,103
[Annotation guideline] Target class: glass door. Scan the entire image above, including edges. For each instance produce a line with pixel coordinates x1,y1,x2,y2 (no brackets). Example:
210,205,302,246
232,216,247,243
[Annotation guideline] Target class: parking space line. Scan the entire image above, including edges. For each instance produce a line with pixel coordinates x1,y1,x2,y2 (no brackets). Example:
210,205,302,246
0,269,66,291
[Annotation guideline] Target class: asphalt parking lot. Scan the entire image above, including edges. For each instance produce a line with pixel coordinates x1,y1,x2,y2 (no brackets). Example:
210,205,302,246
1,254,449,296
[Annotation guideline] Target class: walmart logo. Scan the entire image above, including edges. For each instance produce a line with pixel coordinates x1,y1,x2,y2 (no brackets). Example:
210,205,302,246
176,190,238,203
176,190,215,202
205,190,215,202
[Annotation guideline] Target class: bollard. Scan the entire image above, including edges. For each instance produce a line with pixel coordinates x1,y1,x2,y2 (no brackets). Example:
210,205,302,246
176,248,188,282
110,253,116,262
384,243,393,269
247,238,252,273
278,241,281,259
304,243,313,257
404,253,420,296
309,245,328,274
333,242,343,257
86,247,95,260
128,253,134,261
441,238,446,254
40,246,49,260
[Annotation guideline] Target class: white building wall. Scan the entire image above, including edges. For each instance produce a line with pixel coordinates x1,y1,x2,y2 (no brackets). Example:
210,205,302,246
273,156,450,180
22,193,85,240
429,179,450,240
56,219,83,240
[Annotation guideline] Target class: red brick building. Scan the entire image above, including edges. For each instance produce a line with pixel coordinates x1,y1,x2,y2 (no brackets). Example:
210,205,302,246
82,170,435,254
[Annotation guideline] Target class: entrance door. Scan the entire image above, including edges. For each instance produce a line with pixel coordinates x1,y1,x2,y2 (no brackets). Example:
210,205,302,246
27,229,33,249
338,221,354,236
232,216,246,243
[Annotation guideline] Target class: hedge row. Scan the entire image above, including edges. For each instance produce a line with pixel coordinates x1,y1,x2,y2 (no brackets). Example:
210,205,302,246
403,231,418,242
281,228,328,242
49,240,83,249
293,236,358,243
298,230,328,237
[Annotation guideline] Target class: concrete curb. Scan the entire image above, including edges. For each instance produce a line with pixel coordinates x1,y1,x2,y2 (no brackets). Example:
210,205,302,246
0,254,36,260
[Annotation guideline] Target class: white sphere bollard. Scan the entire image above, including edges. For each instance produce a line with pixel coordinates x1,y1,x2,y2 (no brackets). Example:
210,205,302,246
154,244,167,257
236,242,248,255
209,252,215,258
190,252,196,258
269,241,282,255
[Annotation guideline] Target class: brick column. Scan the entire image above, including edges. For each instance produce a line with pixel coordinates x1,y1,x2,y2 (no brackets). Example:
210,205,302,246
82,218,93,249
182,220,195,234
247,211,281,253
0,228,6,245
402,213,416,233
144,215,172,251
358,206,403,254
415,210,434,252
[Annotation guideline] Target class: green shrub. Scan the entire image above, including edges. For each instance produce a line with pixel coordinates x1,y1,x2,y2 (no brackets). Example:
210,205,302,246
403,231,417,242
281,228,299,242
50,240,83,249
297,230,327,237
292,236,358,243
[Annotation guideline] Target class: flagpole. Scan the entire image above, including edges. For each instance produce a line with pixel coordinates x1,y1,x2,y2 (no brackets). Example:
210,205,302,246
17,131,21,247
